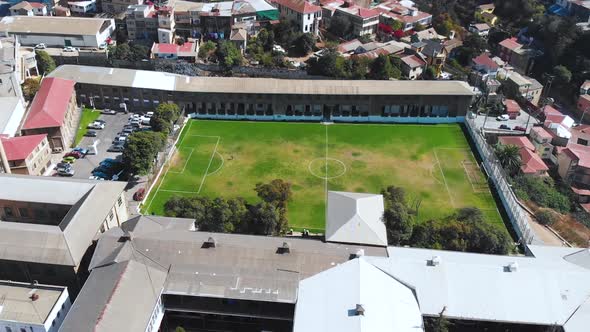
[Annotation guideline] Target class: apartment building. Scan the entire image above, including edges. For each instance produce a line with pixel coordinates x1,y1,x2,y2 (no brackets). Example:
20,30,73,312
20,77,78,152
374,0,432,32
100,0,142,14
530,126,554,159
272,0,322,35
0,134,52,175
0,174,128,294
125,5,174,43
322,0,380,37
504,71,544,106
9,1,48,16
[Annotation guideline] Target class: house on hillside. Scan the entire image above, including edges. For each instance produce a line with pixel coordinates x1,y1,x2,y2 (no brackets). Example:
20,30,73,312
421,39,447,77
272,0,322,36
20,77,78,152
498,136,548,176
504,71,543,106
475,3,497,26
9,1,48,16
503,99,521,119
556,143,590,210
400,54,426,80
321,0,380,37
469,23,491,37
150,42,199,62
373,0,432,32
529,126,554,159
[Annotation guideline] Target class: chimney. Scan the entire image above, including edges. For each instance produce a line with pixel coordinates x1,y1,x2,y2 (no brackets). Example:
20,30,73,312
203,236,216,248
355,304,365,316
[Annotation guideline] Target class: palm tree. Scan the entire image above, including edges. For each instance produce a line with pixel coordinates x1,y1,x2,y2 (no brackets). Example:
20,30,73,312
495,144,522,176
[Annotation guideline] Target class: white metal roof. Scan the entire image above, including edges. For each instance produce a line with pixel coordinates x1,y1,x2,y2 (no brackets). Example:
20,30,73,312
293,258,423,332
326,191,387,247
365,245,590,328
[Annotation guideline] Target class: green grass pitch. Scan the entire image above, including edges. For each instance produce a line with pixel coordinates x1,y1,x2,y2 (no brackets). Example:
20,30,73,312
143,120,505,234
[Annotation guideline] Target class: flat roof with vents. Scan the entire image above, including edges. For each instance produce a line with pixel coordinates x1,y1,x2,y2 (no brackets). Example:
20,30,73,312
0,281,66,325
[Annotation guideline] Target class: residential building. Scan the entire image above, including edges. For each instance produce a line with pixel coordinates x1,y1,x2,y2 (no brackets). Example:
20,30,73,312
100,0,142,14
504,71,544,105
53,5,71,16
0,16,115,48
373,0,432,32
498,135,548,176
322,0,380,37
557,143,590,192
421,39,447,76
400,53,426,80
150,42,199,62
20,77,78,152
9,1,48,16
229,28,247,54
0,280,71,332
0,174,128,293
544,105,574,147
472,53,499,82
50,64,475,123
469,23,491,37
0,97,25,137
125,5,175,43
271,0,322,35
497,37,540,75
0,134,52,175
67,0,96,15
57,215,590,332
503,98,521,119
530,126,554,159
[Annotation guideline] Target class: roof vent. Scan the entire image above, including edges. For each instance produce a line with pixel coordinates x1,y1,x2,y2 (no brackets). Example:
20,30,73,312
428,255,441,266
355,304,365,316
202,237,216,249
349,249,365,260
277,242,290,254
30,293,39,301
506,262,518,272
118,233,132,242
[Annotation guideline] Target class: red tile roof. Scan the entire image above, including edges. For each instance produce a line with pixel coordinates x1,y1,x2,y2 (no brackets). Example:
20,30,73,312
401,54,426,68
22,78,75,130
504,99,521,114
498,136,535,151
0,134,46,161
271,0,321,14
562,143,590,169
498,37,522,51
472,53,498,70
543,104,562,116
520,147,548,174
152,42,196,54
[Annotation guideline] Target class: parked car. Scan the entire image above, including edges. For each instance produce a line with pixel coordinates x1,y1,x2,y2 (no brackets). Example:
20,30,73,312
62,156,76,163
85,130,97,137
57,168,75,176
112,136,127,144
92,171,110,180
93,166,112,174
34,43,47,49
146,112,154,117
64,151,84,159
100,159,121,167
98,42,107,50
499,124,510,130
102,109,116,115
63,46,77,52
95,119,106,124
73,147,88,155
133,188,146,201
89,175,105,180
496,114,510,121
513,126,526,132
56,162,72,170
107,145,125,152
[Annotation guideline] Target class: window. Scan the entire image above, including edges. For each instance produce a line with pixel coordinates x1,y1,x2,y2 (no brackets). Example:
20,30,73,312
6,327,12,332
117,197,123,206
4,207,14,217
18,208,28,218
109,211,114,220
578,138,588,146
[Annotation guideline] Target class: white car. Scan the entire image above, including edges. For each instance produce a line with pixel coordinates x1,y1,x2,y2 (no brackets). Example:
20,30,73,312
63,46,77,52
98,43,107,50
88,122,105,129
496,114,510,121
146,112,154,117
34,43,47,49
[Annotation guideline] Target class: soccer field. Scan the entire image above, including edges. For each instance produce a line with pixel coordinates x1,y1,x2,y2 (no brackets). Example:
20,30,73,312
143,120,504,233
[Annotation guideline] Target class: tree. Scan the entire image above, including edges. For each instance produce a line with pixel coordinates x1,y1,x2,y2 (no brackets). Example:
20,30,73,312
216,41,243,69
22,77,41,101
175,327,186,332
130,43,150,61
553,65,572,85
369,54,400,80
255,179,292,209
422,66,437,80
247,202,282,235
36,50,56,75
390,20,403,31
349,57,371,79
198,40,216,60
381,186,414,245
150,103,181,133
295,33,315,55
328,15,352,38
307,50,348,78
272,21,300,47
122,131,166,175
495,144,522,176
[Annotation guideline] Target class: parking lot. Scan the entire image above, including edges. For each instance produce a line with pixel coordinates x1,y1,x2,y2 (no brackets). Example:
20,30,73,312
472,109,540,134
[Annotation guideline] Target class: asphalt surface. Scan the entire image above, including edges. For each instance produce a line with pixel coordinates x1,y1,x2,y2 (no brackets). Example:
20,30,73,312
472,109,539,134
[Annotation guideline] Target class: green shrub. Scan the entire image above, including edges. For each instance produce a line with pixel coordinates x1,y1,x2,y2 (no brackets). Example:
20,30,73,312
536,209,558,226
511,176,571,213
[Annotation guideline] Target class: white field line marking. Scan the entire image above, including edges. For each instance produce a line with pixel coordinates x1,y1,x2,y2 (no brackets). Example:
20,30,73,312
168,148,194,174
159,189,199,194
433,149,455,208
206,151,225,176
145,166,171,212
178,120,194,146
197,136,220,194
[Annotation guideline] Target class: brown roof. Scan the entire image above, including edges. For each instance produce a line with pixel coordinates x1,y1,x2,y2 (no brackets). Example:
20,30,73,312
271,0,321,14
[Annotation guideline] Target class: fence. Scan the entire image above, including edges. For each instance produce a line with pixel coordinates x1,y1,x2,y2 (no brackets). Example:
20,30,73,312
464,117,541,248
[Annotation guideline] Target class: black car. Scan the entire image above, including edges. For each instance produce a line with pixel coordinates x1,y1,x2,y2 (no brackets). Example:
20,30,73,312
95,119,106,124
85,130,97,137
56,162,72,170
499,124,510,130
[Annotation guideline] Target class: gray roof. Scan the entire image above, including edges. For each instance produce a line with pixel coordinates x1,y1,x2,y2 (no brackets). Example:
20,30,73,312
0,16,113,37
421,39,445,57
59,259,167,332
0,97,24,136
325,191,388,247
49,65,475,96
0,174,126,266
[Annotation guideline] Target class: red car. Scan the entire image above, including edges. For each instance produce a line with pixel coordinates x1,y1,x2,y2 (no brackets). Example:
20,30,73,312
513,126,526,132
64,150,84,159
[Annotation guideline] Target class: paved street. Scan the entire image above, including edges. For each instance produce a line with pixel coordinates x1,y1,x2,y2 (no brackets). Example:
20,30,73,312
472,109,540,134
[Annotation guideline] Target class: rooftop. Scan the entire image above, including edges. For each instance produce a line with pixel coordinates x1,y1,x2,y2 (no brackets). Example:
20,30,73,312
271,0,321,13
503,99,521,114
22,77,75,130
0,134,46,161
562,143,590,169
472,53,498,70
0,281,66,325
0,174,126,266
400,54,426,68
520,148,548,174
151,42,197,55
49,65,475,96
0,16,113,37
498,135,535,151
499,37,522,51
531,126,553,140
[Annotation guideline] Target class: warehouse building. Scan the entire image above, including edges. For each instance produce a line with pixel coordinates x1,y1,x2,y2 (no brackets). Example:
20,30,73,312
49,65,475,123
